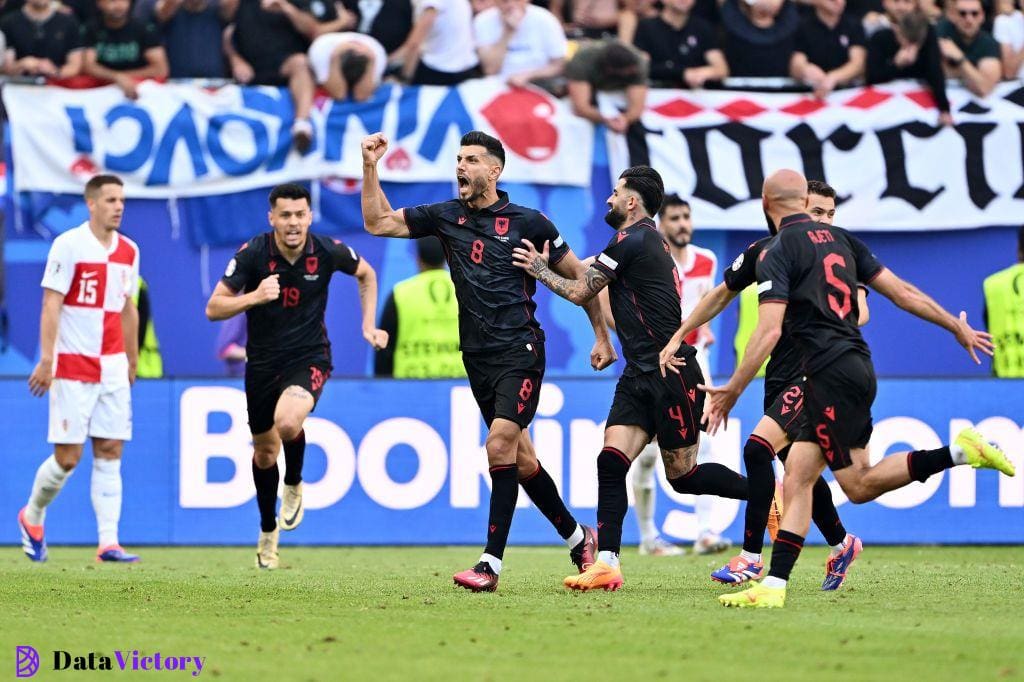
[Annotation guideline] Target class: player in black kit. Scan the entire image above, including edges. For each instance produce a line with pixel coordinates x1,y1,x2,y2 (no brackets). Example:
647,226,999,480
206,183,388,570
701,170,1014,609
513,166,748,592
360,130,617,592
659,181,866,590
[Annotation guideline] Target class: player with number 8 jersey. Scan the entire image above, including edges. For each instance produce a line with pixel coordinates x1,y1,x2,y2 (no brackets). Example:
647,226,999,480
361,130,617,592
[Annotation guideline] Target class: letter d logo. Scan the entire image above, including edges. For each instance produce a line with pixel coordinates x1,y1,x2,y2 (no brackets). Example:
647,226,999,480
16,646,40,678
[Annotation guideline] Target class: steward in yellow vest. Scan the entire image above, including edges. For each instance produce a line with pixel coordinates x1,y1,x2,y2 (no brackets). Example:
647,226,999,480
983,228,1024,377
133,276,163,378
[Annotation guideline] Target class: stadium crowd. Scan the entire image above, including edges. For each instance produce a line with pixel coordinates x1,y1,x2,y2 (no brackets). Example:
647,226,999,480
0,0,1020,143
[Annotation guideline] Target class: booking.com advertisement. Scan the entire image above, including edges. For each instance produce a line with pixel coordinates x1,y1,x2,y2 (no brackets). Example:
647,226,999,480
1,378,1021,548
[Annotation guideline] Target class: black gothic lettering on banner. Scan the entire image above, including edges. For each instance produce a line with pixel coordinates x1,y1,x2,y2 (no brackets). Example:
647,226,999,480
625,120,658,168
877,121,944,210
951,122,997,209
785,124,863,205
679,123,772,209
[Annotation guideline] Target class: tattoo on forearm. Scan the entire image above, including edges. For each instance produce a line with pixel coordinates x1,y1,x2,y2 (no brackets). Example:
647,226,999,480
532,262,609,303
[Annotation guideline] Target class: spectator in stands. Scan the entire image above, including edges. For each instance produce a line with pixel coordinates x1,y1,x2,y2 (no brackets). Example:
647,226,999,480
549,0,625,39
82,0,169,99
721,0,800,77
789,0,866,96
340,0,413,55
867,10,952,124
309,31,386,100
474,0,567,87
1,0,83,78
993,0,1024,78
862,0,940,35
618,0,659,44
392,0,480,84
133,0,228,78
565,39,648,133
632,0,728,88
374,238,464,378
471,0,494,12
222,0,321,152
937,0,1002,97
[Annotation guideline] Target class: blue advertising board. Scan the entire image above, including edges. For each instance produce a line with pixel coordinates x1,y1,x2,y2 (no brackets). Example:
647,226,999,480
1,378,1020,547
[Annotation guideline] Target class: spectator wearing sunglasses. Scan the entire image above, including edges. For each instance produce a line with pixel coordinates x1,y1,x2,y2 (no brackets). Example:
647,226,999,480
937,0,1002,96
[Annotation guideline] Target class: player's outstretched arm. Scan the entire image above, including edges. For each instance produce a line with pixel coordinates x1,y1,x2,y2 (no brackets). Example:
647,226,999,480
205,277,280,321
551,249,617,370
659,282,737,377
28,289,64,397
121,295,139,385
361,133,411,238
869,268,993,363
353,259,389,350
513,240,610,305
701,301,785,435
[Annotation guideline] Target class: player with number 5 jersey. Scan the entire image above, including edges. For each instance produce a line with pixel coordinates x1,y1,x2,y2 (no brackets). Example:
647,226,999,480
206,183,389,570
361,130,617,592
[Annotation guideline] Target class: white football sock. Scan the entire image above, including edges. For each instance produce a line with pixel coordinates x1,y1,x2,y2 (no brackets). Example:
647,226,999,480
740,550,761,563
597,550,619,568
25,454,72,526
91,458,122,548
762,576,787,589
950,443,967,466
566,524,585,549
480,553,502,575
830,542,845,555
634,444,659,544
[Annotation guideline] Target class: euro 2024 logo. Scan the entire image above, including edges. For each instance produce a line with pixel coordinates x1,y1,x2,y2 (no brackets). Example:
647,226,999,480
16,645,40,678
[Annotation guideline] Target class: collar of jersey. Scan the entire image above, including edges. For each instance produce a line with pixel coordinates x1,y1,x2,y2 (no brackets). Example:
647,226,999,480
460,190,511,215
625,216,657,231
779,213,812,230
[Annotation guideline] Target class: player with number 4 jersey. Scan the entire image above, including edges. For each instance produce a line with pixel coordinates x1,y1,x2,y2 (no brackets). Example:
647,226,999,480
361,130,617,592
206,183,388,570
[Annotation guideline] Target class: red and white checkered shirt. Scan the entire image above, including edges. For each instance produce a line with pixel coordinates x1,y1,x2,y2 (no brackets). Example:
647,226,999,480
674,244,717,350
40,223,139,387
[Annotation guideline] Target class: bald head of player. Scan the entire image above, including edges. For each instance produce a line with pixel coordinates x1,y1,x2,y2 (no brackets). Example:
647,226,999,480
762,169,808,233
456,130,505,210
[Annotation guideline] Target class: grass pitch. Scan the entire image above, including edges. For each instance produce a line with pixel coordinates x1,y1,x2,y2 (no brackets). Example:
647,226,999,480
2,545,1022,681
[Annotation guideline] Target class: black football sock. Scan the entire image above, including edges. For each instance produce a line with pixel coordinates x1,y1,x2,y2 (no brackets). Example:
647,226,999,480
252,459,279,533
283,429,305,486
596,447,631,554
520,464,578,540
767,530,805,581
742,436,776,554
669,463,749,500
906,447,954,483
811,476,847,546
484,465,519,560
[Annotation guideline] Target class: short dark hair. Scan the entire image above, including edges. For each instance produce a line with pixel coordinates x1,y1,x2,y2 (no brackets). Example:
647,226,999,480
268,183,311,207
599,42,641,83
84,174,123,199
460,130,505,168
897,10,929,45
340,49,370,89
619,165,665,217
807,180,836,200
659,193,689,217
417,236,446,268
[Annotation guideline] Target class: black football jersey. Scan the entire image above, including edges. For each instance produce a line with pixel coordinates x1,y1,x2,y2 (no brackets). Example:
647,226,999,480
592,217,690,375
221,232,360,371
403,190,570,353
756,214,884,375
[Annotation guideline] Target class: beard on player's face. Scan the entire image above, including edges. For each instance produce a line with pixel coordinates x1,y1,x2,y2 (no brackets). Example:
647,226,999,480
665,227,691,248
458,173,489,204
604,204,627,229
